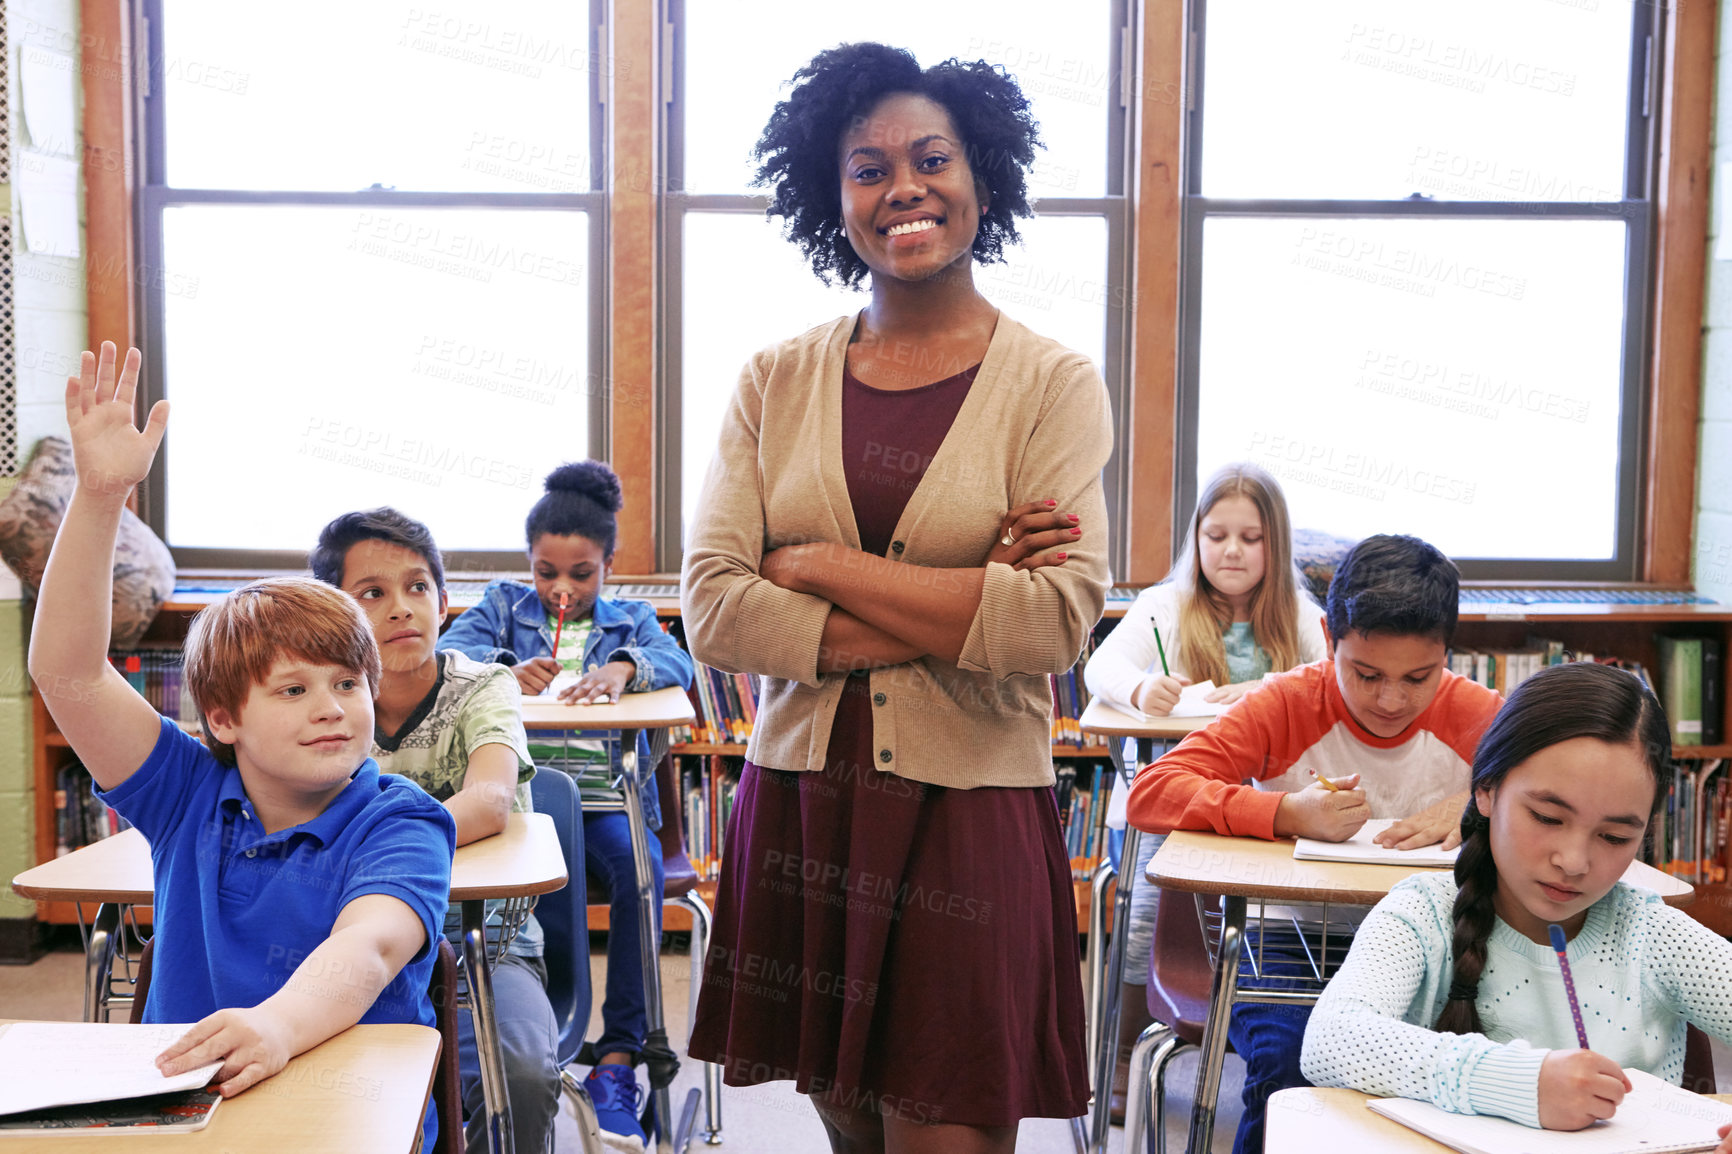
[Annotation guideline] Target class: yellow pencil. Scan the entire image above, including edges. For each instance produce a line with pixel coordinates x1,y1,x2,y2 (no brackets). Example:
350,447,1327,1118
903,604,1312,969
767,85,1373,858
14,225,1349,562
1309,769,1341,792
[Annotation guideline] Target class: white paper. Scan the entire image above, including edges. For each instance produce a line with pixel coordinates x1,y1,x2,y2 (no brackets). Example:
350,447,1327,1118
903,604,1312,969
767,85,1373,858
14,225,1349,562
19,45,78,157
526,671,618,703
1367,1069,1732,1154
0,1022,222,1116
1293,818,1459,868
16,151,81,257
1169,681,1225,717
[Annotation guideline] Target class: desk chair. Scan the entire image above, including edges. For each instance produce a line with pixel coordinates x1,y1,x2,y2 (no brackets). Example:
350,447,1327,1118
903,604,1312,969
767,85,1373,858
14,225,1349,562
531,762,721,1152
130,936,466,1154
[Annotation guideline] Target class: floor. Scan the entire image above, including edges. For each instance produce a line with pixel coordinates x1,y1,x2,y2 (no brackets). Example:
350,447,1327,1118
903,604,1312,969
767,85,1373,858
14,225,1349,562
0,930,1244,1153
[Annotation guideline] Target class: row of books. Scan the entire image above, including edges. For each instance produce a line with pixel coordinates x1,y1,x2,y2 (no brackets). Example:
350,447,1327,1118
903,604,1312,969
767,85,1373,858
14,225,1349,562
672,669,760,747
1050,632,1102,748
1445,636,1582,696
1055,760,1116,877
1654,636,1725,746
680,754,738,882
1651,760,1729,884
53,761,128,856
107,646,198,724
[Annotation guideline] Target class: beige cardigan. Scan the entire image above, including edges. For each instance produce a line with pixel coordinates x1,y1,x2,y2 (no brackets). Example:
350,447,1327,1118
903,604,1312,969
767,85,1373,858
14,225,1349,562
680,312,1112,789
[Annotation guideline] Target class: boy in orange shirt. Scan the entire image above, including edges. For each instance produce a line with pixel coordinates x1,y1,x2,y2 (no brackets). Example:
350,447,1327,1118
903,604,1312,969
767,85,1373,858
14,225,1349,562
1128,534,1503,1154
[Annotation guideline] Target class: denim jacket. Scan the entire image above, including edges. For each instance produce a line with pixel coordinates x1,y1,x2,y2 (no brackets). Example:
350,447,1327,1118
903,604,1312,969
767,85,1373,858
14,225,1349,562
441,580,695,829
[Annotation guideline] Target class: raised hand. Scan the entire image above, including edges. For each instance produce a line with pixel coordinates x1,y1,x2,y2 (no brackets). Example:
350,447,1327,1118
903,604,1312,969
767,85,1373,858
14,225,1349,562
986,500,1081,571
64,343,168,499
1537,1048,1630,1130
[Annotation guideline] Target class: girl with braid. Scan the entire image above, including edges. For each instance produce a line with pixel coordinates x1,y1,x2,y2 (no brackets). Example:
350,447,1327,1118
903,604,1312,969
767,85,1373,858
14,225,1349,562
1302,661,1732,1144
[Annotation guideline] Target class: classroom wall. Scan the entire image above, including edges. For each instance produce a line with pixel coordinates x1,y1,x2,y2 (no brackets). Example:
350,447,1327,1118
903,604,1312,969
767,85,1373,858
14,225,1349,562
1,0,88,930
1700,10,1732,603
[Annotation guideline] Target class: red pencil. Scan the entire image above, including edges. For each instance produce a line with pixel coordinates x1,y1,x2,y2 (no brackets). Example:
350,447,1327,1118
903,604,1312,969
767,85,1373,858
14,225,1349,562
551,592,570,661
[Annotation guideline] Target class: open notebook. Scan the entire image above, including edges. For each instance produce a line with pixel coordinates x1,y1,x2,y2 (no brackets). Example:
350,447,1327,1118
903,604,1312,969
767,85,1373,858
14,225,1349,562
0,1022,222,1134
1293,818,1461,868
1368,1069,1732,1154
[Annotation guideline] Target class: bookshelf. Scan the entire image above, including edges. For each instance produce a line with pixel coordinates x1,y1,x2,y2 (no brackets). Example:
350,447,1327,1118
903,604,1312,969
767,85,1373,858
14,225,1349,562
27,583,1732,937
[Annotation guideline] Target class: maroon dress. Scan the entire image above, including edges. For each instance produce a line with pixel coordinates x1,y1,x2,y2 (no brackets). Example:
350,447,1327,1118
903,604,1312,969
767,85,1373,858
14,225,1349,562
687,363,1090,1127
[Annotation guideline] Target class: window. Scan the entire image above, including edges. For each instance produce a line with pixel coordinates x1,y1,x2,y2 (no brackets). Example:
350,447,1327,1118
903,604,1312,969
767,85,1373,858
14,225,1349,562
138,0,605,565
660,0,1133,570
1180,0,1655,577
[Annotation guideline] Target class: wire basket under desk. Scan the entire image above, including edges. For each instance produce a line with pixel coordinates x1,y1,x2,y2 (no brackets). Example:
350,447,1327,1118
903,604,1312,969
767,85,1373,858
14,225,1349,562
1193,894,1361,1001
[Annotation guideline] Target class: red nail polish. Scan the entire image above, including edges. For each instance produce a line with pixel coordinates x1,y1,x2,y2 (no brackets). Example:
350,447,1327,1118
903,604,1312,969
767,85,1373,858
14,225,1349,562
1044,499,1057,506
1054,552,1068,561
1067,514,1080,522
1070,528,1081,536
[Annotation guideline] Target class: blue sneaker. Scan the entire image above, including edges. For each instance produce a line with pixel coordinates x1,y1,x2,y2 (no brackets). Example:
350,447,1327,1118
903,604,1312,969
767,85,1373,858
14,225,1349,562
584,1064,646,1153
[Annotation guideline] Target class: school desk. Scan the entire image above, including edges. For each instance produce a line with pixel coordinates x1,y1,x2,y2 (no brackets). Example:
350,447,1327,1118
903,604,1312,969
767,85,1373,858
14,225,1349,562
1147,830,1695,1154
1264,1087,1732,1152
11,813,566,1154
1076,697,1216,1152
0,1020,440,1153
517,685,703,1154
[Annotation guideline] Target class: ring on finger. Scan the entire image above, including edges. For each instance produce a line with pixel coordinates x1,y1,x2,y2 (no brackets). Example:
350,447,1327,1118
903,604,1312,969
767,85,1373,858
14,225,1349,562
1001,529,1016,546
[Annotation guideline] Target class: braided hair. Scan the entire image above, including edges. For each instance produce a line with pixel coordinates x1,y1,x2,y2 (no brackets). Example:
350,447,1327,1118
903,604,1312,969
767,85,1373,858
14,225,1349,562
1434,660,1673,1034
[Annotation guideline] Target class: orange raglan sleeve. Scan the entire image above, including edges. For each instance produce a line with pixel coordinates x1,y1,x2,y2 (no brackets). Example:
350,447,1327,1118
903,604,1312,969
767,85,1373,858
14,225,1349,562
1126,678,1305,839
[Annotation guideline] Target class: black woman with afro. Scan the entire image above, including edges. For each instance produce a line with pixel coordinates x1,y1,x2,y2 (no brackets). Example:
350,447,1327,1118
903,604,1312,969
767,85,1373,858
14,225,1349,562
680,42,1110,1152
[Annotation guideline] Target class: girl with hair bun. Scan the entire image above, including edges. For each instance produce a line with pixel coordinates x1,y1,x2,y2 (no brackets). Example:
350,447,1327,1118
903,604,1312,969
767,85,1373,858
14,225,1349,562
1302,661,1732,1144
442,459,694,1150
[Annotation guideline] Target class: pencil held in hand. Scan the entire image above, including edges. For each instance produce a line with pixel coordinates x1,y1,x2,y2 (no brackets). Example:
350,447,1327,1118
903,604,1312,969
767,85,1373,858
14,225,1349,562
1548,923,1592,1050
552,592,570,659
1309,768,1341,792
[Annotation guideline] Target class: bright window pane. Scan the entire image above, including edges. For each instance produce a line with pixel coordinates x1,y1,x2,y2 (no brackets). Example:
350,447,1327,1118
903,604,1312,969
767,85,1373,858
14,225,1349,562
161,206,590,552
1195,216,1625,559
681,213,862,540
683,2,1110,198
976,215,1109,372
162,0,592,191
1203,0,1632,200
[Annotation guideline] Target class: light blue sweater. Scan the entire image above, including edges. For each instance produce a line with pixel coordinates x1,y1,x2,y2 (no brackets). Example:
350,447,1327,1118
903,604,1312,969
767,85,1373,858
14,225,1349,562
1300,872,1732,1128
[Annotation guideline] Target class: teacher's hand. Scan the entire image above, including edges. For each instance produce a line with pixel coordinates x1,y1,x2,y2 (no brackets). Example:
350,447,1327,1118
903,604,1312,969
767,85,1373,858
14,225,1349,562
987,500,1081,571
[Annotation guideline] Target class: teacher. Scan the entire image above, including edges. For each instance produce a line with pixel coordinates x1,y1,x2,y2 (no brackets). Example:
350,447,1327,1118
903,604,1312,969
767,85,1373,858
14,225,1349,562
680,41,1111,1154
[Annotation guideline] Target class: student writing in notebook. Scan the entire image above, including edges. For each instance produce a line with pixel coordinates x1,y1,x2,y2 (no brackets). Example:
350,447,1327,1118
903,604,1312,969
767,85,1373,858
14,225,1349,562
28,345,454,1153
1302,661,1732,1148
1083,461,1327,1118
1127,533,1504,1154
310,508,560,1154
439,459,692,1151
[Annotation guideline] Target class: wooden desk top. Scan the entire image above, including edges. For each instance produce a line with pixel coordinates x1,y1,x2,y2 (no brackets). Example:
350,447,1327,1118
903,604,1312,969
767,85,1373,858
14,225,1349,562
1147,829,1694,907
519,685,696,731
1266,1087,1732,1151
12,814,567,906
1078,698,1214,740
0,1022,439,1152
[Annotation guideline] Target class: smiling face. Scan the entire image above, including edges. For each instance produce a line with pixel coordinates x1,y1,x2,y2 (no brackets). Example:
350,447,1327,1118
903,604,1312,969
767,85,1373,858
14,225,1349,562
1198,494,1267,616
530,532,610,622
1332,629,1448,738
338,539,448,678
205,656,373,800
838,92,985,286
1477,736,1654,942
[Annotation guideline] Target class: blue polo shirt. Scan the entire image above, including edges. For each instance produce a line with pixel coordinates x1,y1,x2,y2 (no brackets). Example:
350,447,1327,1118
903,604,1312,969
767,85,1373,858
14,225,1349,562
98,717,455,1148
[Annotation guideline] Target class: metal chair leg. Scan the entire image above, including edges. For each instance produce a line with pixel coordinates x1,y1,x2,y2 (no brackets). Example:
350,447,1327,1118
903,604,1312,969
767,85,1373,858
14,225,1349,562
1148,1034,1192,1154
670,891,722,1145
1120,1022,1172,1154
560,1068,607,1154
82,903,123,1023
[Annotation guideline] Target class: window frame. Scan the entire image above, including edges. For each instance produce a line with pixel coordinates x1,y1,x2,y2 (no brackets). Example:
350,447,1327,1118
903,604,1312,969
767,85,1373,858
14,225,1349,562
132,0,611,571
1174,0,1662,581
653,0,1140,576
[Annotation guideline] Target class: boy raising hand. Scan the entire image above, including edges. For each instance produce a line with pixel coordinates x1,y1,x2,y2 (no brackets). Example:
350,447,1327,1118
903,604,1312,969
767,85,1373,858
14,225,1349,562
28,344,455,1151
